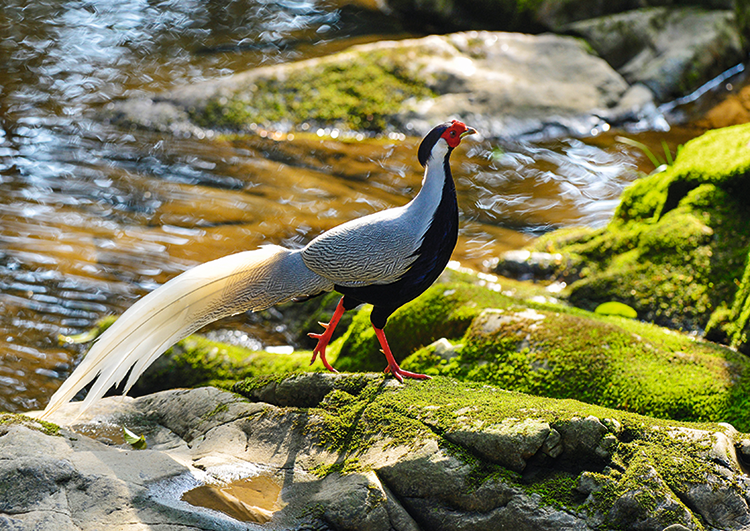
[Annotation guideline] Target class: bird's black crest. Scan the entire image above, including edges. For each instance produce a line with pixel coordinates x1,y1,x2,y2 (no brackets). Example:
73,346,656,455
417,122,452,168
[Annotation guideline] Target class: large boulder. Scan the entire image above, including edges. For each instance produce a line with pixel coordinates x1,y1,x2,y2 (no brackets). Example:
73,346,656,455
4,375,750,530
108,31,646,139
537,0,737,28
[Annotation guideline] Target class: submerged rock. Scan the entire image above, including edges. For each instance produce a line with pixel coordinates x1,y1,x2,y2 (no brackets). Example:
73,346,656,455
491,250,566,281
6,375,750,530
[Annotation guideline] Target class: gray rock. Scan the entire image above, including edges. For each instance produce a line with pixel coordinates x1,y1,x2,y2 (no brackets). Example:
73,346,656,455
535,0,643,30
400,492,593,531
430,338,460,361
402,31,636,139
447,418,553,472
737,437,750,465
235,371,378,408
311,472,405,531
542,427,563,458
567,7,744,102
575,471,602,495
556,415,615,464
468,307,547,337
105,97,195,135
492,250,566,281
683,482,750,529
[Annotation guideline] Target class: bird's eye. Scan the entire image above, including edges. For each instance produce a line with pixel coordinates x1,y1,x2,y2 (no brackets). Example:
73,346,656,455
450,131,456,137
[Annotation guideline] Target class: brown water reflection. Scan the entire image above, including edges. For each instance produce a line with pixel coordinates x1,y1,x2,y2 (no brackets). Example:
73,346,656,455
0,0,706,413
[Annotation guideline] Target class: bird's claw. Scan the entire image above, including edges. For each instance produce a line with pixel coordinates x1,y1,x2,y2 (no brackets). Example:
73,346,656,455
308,324,337,373
383,363,431,383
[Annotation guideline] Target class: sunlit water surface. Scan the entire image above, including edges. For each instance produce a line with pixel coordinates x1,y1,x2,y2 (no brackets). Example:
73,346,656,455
0,0,691,412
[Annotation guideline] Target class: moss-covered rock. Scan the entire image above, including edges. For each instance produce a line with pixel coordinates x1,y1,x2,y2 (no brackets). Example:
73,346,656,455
402,299,750,431
0,413,60,437
228,373,750,530
65,261,750,433
531,123,750,352
323,273,750,431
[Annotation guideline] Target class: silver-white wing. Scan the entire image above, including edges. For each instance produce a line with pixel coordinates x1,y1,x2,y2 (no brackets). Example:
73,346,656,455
301,206,424,287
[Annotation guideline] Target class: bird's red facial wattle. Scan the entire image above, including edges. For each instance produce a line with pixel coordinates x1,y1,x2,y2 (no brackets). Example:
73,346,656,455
441,120,478,148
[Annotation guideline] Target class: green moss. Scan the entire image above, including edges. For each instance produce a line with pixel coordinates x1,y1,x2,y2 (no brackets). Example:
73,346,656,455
201,402,229,421
310,458,367,478
0,413,61,437
194,51,435,133
525,471,582,509
443,438,520,491
612,170,670,224
664,124,750,191
533,124,750,349
586,427,715,530
304,377,432,454
131,335,325,396
708,246,750,352
231,373,297,397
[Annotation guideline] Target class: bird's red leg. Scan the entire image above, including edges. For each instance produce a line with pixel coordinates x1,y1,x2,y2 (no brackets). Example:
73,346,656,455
308,297,347,372
373,327,431,383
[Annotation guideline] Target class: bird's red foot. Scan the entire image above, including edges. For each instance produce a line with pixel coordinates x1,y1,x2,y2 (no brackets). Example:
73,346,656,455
374,326,431,383
308,297,347,373
308,322,338,373
383,363,431,383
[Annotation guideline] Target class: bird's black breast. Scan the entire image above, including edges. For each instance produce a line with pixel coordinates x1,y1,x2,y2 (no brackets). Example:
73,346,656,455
336,155,458,328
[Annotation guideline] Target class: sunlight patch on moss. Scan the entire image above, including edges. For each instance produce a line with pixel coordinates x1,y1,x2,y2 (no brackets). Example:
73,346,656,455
193,51,435,132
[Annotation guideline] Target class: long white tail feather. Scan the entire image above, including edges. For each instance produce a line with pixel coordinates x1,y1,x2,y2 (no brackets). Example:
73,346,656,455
41,245,333,419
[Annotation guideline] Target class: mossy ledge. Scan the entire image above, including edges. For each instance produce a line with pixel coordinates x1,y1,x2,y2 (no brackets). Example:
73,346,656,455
325,274,750,432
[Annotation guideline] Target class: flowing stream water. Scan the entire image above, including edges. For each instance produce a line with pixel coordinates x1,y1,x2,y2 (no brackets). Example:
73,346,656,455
0,0,718,412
